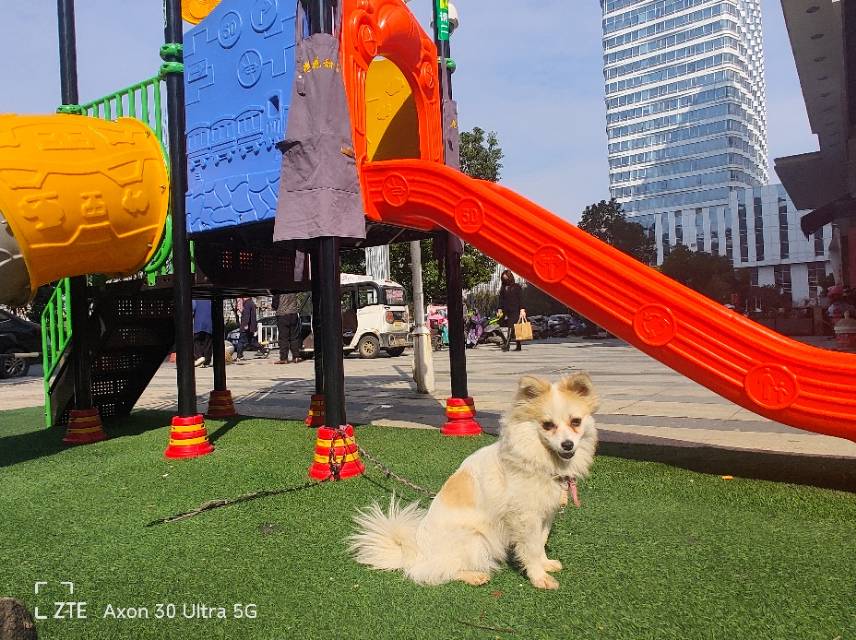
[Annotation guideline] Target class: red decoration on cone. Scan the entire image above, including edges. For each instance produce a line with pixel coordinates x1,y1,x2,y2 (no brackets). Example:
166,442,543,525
305,394,325,427
164,414,214,459
440,397,482,436
308,425,364,480
206,389,237,419
63,407,108,445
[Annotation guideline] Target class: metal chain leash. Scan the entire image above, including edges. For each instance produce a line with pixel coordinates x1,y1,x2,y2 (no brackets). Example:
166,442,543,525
357,444,436,497
148,434,437,526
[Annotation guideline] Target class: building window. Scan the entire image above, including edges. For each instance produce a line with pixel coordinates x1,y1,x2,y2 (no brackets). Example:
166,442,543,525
750,267,759,287
710,207,720,253
737,201,749,263
661,211,671,258
695,208,704,251
674,210,683,246
778,197,789,260
774,264,792,296
725,209,733,258
814,230,825,257
807,261,826,297
753,196,764,262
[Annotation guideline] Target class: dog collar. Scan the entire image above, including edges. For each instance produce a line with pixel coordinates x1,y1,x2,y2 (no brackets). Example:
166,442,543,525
555,475,581,508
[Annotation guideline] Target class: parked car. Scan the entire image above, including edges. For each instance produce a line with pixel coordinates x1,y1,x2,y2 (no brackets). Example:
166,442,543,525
0,309,40,378
547,314,574,337
528,315,548,339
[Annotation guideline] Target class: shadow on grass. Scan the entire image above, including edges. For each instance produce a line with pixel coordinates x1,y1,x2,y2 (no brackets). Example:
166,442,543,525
599,432,856,493
0,409,256,468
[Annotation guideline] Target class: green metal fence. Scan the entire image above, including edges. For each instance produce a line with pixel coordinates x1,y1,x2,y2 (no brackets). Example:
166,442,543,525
41,278,72,426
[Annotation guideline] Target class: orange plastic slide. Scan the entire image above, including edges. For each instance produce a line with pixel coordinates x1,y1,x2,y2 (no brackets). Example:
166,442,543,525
360,159,856,442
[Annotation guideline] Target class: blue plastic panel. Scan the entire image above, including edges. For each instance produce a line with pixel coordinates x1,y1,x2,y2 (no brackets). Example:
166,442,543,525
184,0,296,234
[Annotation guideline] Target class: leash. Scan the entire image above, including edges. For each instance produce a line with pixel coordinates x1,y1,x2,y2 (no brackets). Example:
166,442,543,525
358,445,437,497
556,475,581,513
147,442,436,526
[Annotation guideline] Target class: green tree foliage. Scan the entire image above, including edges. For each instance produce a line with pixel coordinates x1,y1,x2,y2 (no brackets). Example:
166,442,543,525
660,244,737,303
578,199,656,265
460,127,504,181
389,239,495,303
340,248,366,275
388,126,502,301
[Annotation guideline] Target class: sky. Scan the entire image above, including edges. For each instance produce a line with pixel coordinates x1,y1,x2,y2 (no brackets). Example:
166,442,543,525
0,0,819,223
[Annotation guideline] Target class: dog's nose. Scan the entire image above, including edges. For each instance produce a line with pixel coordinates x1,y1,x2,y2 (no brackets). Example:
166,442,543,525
560,440,575,452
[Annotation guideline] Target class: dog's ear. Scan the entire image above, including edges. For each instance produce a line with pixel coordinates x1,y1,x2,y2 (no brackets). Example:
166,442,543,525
516,375,550,400
559,373,595,398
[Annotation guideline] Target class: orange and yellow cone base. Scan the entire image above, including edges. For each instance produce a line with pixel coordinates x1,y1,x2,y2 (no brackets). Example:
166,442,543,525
305,394,326,427
206,389,237,419
440,397,483,436
308,425,365,480
63,407,108,445
164,414,214,459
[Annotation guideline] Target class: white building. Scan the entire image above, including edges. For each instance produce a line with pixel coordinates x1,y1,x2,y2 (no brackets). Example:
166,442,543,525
647,183,831,303
601,0,769,238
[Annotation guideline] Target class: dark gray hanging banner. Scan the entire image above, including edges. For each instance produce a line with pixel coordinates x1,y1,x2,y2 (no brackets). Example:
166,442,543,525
273,1,366,241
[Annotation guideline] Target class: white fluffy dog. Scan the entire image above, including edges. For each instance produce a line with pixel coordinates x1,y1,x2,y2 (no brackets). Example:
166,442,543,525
348,373,598,590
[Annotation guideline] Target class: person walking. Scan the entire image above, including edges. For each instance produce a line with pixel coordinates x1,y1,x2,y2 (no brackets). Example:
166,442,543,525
498,270,526,352
236,297,258,360
192,299,213,367
272,292,303,364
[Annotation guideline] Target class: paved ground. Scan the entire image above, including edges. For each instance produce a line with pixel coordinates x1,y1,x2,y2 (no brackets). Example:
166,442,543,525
4,336,855,461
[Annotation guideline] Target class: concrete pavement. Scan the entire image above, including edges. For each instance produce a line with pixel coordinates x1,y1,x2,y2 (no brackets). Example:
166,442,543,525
4,337,855,461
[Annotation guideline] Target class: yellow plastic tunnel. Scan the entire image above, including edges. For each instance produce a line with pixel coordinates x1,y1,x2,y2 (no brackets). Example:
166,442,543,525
0,114,169,306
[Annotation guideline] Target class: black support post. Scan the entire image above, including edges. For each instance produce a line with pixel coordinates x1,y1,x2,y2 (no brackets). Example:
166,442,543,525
431,0,469,400
318,238,345,426
163,0,197,417
57,0,93,411
310,243,325,395
445,236,468,399
306,0,345,426
211,297,227,392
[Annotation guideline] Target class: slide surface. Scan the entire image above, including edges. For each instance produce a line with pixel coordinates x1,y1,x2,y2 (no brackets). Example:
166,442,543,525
360,159,856,442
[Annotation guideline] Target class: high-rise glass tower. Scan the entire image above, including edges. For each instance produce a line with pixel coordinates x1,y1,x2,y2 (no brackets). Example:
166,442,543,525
601,0,769,263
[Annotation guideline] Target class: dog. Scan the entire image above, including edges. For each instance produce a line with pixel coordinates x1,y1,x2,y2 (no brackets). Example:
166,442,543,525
348,373,598,590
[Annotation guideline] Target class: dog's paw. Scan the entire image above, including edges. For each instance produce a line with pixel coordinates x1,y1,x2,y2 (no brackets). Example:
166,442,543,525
543,559,563,573
457,571,491,586
530,574,560,590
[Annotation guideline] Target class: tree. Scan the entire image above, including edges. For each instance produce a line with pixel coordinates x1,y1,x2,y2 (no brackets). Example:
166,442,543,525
660,245,737,303
578,199,656,265
460,127,503,181
389,126,502,301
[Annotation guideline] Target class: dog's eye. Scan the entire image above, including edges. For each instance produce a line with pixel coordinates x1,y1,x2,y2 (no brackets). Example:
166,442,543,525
541,420,556,431
570,418,582,427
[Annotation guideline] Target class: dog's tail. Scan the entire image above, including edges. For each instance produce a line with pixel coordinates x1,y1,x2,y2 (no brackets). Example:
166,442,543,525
347,495,425,571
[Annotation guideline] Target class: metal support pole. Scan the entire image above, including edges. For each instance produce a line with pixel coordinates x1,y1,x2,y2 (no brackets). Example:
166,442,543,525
57,0,93,411
211,297,227,391
164,0,197,417
318,237,346,426
310,242,325,395
410,241,434,393
432,0,468,400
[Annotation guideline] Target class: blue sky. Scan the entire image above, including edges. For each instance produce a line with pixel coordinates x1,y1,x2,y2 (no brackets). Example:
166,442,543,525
1,0,817,222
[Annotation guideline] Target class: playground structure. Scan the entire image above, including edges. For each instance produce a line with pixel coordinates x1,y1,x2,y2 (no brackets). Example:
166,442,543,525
0,0,853,464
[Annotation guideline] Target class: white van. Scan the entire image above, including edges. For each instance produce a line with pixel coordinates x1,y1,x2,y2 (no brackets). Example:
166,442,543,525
297,274,411,359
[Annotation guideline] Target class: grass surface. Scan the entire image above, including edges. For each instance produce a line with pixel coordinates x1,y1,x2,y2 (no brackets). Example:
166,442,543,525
1,406,855,640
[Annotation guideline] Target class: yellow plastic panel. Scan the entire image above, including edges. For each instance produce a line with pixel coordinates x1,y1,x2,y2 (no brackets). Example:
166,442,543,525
365,59,421,162
182,0,221,24
0,115,169,294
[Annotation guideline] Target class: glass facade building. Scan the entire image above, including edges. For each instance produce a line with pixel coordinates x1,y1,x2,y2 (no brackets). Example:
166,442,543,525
601,0,768,227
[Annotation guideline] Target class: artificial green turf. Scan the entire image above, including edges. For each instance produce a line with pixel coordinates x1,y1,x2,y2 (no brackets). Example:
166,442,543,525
1,406,855,640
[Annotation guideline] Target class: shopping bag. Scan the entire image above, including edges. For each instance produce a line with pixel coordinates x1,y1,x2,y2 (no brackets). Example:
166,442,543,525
514,321,533,341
